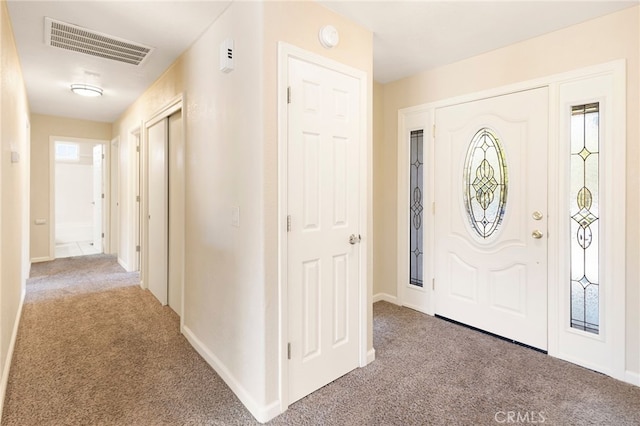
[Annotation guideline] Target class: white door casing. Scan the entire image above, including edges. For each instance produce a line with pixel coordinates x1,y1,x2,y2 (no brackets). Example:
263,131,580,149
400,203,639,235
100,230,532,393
92,144,104,252
286,56,361,404
397,61,626,383
48,136,109,261
434,87,549,350
397,110,434,314
133,129,141,272
147,118,168,306
553,71,626,380
168,110,184,316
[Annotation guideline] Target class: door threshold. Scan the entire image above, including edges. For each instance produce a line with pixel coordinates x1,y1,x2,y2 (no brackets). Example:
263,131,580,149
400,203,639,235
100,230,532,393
434,314,548,354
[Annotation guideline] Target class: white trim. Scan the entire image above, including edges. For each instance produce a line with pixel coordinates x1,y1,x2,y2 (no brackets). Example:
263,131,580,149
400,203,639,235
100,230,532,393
117,257,131,272
367,348,376,364
552,62,626,381
546,82,561,359
130,124,143,274
30,256,53,263
396,59,628,384
396,109,435,315
182,326,280,424
142,94,185,330
0,287,25,420
277,42,370,413
625,371,640,387
110,136,120,256
145,94,183,128
373,292,399,304
49,136,110,259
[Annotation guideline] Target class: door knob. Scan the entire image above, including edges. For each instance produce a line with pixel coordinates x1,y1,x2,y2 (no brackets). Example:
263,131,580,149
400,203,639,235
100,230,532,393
349,234,361,245
531,230,543,239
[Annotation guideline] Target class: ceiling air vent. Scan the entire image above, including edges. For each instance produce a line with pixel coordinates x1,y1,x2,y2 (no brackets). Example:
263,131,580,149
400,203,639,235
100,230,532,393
44,17,153,66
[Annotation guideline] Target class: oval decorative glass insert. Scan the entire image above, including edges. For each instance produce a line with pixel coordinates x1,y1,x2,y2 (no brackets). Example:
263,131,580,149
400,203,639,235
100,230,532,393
463,128,508,239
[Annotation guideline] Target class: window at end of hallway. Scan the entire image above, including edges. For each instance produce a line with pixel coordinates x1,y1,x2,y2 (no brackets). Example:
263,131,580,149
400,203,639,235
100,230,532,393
55,142,80,162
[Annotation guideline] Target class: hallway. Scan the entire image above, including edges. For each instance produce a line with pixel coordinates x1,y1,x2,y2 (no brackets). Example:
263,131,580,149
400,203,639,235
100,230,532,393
1,255,256,425
55,241,101,259
3,255,640,425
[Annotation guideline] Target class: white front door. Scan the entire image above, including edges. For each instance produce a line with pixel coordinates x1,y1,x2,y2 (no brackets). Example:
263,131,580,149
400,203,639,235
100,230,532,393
287,57,361,403
434,87,548,350
92,144,104,252
147,118,168,305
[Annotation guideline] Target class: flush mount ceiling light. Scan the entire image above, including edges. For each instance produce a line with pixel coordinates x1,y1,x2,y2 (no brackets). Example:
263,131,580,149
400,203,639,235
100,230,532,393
70,84,103,97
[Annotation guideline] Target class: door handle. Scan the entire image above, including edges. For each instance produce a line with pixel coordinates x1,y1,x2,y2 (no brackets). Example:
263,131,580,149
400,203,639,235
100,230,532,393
349,234,361,245
531,230,543,239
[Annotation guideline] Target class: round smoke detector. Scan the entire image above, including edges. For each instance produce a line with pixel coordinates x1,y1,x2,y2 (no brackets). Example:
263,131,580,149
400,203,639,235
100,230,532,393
319,25,339,49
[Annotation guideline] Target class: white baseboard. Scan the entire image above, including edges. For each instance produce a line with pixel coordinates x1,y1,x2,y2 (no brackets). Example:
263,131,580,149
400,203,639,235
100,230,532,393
0,287,25,419
367,348,376,364
625,370,640,386
373,292,398,304
30,256,53,263
182,325,281,423
117,257,131,272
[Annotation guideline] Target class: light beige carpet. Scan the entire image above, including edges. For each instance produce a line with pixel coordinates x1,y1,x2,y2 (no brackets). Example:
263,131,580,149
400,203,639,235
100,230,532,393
3,254,640,425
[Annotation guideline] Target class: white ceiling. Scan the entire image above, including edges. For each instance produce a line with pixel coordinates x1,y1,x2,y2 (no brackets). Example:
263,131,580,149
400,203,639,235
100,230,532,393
6,1,638,123
318,0,638,84
6,0,232,123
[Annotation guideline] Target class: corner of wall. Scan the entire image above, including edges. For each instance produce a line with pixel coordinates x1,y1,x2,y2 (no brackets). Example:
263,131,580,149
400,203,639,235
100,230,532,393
0,287,25,420
181,326,282,423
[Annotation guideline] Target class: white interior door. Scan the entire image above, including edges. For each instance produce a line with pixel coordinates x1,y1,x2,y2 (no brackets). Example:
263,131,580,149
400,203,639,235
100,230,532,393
148,118,168,305
92,144,103,252
434,87,548,350
287,57,361,403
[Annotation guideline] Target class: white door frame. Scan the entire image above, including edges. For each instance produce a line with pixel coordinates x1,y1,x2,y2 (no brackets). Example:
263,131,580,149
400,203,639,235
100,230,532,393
277,42,371,411
110,136,120,258
132,127,141,272
397,60,627,383
142,94,185,327
49,136,110,260
123,124,142,273
396,109,435,314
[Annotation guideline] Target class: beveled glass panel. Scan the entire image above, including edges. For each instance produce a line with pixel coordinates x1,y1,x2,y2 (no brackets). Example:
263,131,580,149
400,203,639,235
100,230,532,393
409,130,424,287
463,128,508,239
570,103,600,335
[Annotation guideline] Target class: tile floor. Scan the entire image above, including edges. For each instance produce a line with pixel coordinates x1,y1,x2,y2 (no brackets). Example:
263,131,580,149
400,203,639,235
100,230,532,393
55,241,101,259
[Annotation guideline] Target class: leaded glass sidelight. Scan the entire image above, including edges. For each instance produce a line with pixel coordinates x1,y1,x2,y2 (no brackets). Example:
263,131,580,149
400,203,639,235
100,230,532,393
409,130,424,287
570,103,600,334
463,128,508,239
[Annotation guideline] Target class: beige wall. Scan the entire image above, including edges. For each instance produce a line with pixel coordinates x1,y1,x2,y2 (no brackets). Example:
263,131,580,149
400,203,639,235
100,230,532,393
372,80,390,301
375,6,639,375
113,1,269,414
29,114,111,261
0,0,30,412
111,57,185,272
112,1,371,421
